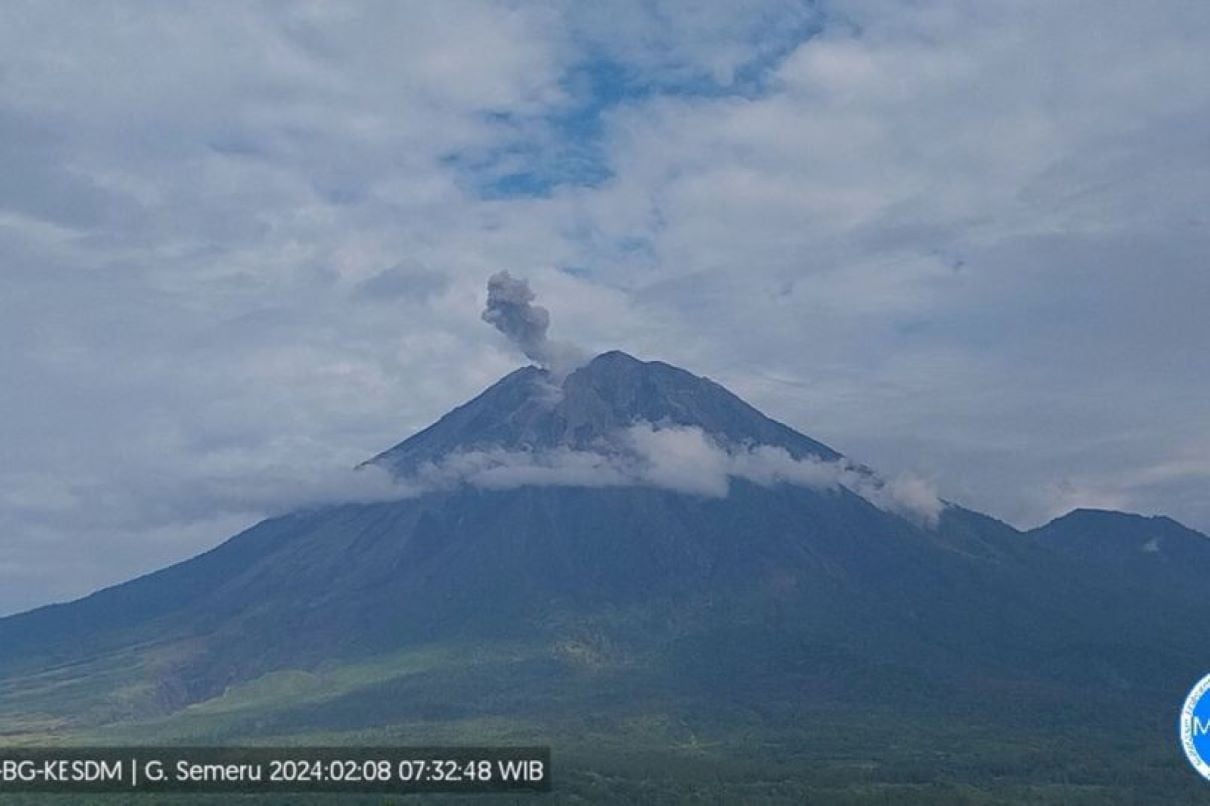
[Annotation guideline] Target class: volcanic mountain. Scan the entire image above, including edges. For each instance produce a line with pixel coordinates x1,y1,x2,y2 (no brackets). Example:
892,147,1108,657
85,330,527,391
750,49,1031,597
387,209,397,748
1,351,1208,797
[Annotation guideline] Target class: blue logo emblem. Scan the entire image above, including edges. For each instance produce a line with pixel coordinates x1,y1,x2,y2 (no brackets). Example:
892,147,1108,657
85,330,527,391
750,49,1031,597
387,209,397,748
1181,674,1210,780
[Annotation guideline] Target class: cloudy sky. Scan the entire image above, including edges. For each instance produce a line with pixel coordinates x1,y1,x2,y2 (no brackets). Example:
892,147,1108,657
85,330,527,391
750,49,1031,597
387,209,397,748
2,0,1208,615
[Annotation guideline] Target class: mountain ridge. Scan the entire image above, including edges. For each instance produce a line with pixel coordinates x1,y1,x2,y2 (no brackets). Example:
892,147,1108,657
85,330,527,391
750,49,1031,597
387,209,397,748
1,350,1208,768
368,350,842,477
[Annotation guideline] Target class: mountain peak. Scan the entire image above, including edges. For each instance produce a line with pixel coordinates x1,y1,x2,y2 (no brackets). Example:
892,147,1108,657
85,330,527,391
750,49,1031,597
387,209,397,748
369,351,841,476
1047,508,1181,530
585,348,641,366
568,350,693,390
1031,506,1210,598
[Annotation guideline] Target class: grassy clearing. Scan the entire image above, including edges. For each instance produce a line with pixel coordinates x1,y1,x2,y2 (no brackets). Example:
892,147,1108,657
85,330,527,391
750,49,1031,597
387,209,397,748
1,642,1204,802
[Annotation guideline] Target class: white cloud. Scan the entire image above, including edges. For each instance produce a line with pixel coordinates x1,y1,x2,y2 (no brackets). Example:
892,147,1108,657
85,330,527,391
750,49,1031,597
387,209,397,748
0,1,1207,614
621,424,732,496
367,423,947,527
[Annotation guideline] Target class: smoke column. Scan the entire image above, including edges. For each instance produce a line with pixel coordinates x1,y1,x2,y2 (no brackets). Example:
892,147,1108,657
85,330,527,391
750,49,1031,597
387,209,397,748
481,271,584,374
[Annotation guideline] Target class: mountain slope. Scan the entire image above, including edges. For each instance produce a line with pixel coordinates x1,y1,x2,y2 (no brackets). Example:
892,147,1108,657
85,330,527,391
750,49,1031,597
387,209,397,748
1,350,1208,796
368,350,841,475
1031,507,1210,602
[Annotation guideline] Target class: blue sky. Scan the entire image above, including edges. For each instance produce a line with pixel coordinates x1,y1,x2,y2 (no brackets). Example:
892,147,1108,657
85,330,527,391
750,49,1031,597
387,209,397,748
1,0,1209,615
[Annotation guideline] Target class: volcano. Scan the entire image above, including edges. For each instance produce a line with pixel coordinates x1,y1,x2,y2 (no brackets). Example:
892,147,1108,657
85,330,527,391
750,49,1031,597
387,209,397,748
1,351,1207,798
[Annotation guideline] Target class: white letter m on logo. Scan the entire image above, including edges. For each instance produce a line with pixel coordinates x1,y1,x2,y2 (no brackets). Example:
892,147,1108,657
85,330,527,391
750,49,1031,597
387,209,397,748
1195,717,1210,736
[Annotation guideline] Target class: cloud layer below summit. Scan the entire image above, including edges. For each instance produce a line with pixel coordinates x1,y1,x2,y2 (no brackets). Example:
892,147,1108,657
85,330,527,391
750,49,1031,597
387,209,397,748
265,423,945,528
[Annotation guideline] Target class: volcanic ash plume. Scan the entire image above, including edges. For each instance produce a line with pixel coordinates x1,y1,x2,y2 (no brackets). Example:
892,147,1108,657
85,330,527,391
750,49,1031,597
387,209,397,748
481,271,584,374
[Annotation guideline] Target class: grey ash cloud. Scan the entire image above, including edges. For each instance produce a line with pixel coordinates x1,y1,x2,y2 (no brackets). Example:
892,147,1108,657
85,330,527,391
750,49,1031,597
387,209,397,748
481,271,585,374
481,271,550,359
